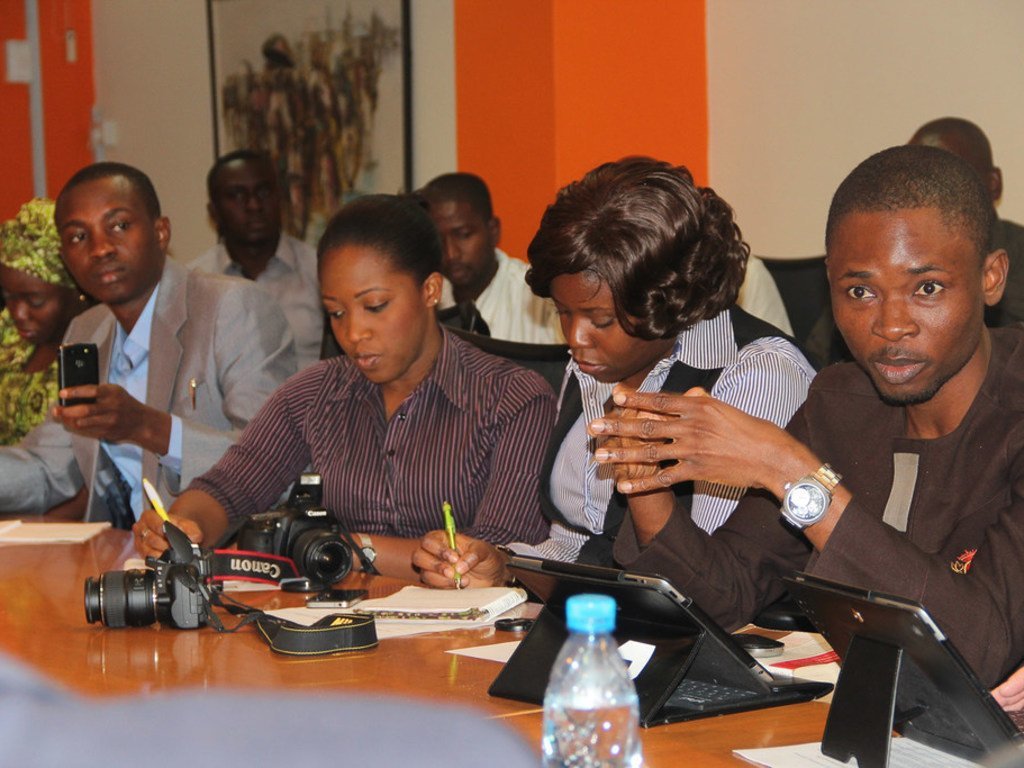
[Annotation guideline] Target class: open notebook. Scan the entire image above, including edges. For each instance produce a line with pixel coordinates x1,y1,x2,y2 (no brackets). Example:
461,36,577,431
353,586,526,622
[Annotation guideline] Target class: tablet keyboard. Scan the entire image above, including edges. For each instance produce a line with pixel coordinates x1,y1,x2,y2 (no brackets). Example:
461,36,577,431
665,679,761,711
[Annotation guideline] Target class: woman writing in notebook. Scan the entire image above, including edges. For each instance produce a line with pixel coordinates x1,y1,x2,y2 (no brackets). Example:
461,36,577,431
414,156,815,587
133,194,553,578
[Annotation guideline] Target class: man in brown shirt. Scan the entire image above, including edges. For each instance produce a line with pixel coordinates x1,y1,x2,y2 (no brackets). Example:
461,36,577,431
588,144,1024,688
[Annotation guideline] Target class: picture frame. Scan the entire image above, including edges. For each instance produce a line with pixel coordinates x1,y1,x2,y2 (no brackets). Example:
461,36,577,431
206,0,412,244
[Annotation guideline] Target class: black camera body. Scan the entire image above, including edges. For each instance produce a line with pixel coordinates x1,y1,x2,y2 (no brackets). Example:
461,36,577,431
85,529,212,629
236,507,352,586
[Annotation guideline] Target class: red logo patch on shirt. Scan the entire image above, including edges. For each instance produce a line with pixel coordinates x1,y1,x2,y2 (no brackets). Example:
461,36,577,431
950,548,977,575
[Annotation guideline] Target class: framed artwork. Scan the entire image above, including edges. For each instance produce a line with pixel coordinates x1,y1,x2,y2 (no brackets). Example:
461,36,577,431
206,0,412,244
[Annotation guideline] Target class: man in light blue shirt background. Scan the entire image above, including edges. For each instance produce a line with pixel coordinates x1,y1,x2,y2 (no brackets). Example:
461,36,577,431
192,150,323,369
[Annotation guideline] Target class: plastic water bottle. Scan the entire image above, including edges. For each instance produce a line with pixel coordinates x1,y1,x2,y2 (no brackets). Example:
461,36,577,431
542,593,643,767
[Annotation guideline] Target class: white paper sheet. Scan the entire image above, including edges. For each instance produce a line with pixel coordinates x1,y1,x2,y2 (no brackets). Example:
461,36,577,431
447,640,522,663
0,521,110,544
447,637,658,673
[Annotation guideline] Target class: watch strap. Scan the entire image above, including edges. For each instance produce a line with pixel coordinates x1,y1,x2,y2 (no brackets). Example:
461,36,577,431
811,463,842,493
335,530,379,576
357,534,378,568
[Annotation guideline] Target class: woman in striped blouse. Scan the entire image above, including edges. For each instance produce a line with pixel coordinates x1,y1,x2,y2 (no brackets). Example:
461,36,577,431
415,156,815,587
134,194,555,579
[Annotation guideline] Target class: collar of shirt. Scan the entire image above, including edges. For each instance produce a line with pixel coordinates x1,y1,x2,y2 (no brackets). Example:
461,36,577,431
324,328,476,413
567,308,740,404
215,234,295,277
438,248,512,310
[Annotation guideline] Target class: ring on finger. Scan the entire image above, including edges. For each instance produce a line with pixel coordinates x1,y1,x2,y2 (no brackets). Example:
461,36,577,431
141,528,149,540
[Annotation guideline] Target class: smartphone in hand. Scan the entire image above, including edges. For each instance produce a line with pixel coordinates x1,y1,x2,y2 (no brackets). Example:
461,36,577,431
306,589,368,609
58,343,99,406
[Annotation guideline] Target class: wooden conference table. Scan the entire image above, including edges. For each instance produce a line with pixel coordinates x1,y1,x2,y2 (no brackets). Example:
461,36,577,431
0,529,830,765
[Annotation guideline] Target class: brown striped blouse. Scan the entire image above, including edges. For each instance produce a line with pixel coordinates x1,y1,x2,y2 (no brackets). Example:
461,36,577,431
191,330,555,544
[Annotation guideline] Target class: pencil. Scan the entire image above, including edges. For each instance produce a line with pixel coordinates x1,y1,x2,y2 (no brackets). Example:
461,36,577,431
442,501,462,589
142,477,170,522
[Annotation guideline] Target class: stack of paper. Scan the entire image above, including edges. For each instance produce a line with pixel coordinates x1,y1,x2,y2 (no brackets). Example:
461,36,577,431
0,520,111,544
760,631,841,687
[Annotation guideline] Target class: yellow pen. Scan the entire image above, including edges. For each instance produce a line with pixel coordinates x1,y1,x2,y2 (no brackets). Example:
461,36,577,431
142,477,170,522
442,501,462,589
189,378,197,410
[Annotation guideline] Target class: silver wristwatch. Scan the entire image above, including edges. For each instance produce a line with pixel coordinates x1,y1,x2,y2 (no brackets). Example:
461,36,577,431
781,464,842,529
357,533,377,571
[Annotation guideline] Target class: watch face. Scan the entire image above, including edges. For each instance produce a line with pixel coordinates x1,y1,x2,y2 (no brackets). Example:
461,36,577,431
787,483,827,522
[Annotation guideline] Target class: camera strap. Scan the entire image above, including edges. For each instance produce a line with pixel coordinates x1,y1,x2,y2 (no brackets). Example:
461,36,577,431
253,613,379,656
201,589,378,655
208,549,300,586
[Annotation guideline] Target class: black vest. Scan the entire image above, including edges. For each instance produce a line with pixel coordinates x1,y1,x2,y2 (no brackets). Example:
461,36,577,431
540,307,804,566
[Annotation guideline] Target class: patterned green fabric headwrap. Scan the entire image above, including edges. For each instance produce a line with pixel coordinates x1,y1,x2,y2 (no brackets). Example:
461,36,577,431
0,198,75,289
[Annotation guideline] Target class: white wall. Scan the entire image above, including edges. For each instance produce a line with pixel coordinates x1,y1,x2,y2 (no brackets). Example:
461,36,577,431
411,0,457,187
91,0,214,262
93,1,1024,263
91,0,456,263
708,0,1024,258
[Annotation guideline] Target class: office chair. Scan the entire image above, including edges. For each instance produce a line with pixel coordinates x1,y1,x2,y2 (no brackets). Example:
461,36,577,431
320,318,569,395
448,327,569,395
761,255,849,367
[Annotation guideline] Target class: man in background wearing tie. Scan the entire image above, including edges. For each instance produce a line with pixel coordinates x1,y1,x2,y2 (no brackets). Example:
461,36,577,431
0,162,296,527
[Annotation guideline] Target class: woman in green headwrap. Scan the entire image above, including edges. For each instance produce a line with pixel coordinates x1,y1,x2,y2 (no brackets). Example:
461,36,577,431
0,198,90,445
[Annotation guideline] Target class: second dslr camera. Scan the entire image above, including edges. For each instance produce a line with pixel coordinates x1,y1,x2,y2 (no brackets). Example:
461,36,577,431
235,474,352,586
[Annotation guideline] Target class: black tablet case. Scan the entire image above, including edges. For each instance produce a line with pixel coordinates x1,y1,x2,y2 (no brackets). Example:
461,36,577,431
785,572,1024,766
488,557,832,727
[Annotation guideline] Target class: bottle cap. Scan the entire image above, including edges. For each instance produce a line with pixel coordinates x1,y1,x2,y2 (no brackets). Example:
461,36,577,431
565,593,616,634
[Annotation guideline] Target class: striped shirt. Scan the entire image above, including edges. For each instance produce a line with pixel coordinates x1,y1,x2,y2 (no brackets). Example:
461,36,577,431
525,309,815,563
192,330,555,544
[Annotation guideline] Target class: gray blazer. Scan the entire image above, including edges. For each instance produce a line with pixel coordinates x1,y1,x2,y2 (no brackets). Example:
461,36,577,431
0,258,297,520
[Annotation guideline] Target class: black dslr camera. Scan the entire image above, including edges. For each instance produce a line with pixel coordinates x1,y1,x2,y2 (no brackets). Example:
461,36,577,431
85,523,212,629
235,473,352,586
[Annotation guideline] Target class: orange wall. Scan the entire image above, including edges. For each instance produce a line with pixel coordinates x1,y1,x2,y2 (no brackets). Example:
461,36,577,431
39,0,94,197
0,0,94,219
454,0,708,259
454,1,557,260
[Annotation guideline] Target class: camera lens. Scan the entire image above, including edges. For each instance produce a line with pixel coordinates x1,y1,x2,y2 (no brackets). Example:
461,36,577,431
292,530,352,584
83,569,157,627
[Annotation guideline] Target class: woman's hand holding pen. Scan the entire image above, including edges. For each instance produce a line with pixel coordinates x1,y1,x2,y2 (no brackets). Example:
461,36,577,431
413,531,510,589
132,509,204,559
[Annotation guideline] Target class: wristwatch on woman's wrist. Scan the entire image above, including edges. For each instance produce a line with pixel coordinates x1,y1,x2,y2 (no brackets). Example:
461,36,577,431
356,533,378,572
780,463,842,529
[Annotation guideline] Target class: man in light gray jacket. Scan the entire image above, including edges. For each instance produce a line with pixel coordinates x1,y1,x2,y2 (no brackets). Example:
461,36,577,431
0,162,295,525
